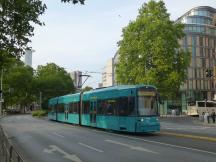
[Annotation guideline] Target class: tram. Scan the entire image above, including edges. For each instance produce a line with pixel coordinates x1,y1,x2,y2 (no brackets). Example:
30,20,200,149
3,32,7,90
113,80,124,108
48,85,160,133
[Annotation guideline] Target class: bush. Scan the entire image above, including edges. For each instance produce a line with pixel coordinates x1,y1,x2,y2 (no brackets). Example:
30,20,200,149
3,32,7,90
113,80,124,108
32,110,47,117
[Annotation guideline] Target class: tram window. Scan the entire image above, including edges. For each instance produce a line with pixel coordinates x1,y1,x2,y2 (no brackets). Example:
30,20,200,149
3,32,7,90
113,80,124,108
83,101,90,114
97,100,105,115
97,99,117,115
57,104,64,113
73,102,79,113
54,105,57,112
138,96,157,116
128,97,135,115
118,97,128,116
106,99,117,115
69,102,74,113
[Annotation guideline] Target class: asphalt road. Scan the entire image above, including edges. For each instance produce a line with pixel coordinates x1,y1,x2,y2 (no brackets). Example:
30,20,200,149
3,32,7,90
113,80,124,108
0,115,216,162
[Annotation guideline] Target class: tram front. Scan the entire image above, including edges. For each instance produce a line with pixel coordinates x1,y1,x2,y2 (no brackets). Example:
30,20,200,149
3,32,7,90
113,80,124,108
135,87,160,133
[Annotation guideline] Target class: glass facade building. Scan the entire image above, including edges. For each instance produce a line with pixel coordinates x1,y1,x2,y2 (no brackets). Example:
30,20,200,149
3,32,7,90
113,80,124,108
176,6,216,102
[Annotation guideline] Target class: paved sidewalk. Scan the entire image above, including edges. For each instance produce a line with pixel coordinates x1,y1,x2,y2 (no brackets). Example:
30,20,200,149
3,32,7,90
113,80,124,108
160,115,216,127
0,125,5,162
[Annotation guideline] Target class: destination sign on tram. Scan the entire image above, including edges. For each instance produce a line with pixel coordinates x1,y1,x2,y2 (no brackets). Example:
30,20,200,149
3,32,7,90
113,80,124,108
138,91,156,96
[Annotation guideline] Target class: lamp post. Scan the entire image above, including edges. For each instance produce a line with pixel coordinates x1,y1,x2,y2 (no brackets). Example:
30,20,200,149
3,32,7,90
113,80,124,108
0,69,3,116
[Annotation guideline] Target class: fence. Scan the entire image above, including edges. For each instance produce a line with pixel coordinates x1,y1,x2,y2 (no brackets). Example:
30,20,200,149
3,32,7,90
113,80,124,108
0,125,24,162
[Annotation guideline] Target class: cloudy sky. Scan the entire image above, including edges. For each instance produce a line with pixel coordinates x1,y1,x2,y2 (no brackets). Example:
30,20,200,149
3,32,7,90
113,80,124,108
30,0,215,88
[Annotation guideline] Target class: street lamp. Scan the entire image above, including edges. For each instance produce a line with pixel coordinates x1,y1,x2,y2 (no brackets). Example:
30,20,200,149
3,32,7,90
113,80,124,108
0,69,4,116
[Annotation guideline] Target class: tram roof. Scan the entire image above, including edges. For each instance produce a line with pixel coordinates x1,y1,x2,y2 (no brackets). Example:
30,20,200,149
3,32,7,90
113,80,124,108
86,84,156,93
82,84,156,100
48,85,157,103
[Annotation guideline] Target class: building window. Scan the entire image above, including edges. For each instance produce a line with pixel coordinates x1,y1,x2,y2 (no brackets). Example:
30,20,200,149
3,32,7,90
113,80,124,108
188,35,192,46
197,80,201,89
189,80,193,90
196,36,200,46
193,80,196,90
199,36,203,46
201,80,204,89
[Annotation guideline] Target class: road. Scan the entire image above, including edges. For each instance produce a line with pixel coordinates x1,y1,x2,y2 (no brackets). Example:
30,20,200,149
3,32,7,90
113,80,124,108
0,115,216,162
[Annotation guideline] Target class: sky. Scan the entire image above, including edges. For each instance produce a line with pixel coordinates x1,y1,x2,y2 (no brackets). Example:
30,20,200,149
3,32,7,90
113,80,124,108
30,0,216,88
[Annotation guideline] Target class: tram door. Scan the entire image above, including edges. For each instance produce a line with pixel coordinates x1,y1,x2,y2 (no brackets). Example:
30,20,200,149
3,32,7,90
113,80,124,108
90,100,97,125
64,104,69,121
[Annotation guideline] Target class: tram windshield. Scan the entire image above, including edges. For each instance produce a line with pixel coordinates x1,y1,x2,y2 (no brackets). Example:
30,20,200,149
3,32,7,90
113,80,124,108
138,90,157,116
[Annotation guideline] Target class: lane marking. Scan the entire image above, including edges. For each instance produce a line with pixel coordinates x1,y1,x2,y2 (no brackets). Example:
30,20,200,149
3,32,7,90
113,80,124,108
78,142,104,153
160,131,216,142
163,127,210,130
43,145,82,162
53,132,65,138
105,139,158,154
91,129,216,156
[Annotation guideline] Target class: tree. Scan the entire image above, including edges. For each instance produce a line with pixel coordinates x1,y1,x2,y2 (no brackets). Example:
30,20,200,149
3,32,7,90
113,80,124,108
0,0,84,65
82,86,93,92
3,61,34,112
61,0,85,4
116,0,190,99
0,51,16,70
0,0,46,58
34,63,75,109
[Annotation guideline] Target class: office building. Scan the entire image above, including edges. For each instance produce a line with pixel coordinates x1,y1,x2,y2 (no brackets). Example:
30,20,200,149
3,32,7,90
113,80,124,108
24,50,34,67
102,58,114,87
176,6,216,102
70,71,82,89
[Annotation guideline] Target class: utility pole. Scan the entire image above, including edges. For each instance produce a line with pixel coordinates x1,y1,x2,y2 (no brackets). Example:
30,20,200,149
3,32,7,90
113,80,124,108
78,74,91,90
0,69,3,116
39,91,42,109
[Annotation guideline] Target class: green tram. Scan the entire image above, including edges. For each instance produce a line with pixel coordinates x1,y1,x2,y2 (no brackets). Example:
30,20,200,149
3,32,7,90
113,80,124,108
48,85,160,133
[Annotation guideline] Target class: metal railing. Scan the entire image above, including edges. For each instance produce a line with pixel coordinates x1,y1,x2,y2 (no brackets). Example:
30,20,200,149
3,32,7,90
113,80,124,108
0,125,24,162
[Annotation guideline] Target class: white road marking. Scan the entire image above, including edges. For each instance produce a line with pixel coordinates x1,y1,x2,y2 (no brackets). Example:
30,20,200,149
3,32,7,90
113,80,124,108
92,129,216,156
43,145,82,162
78,142,104,153
105,139,158,154
163,127,211,130
53,132,65,138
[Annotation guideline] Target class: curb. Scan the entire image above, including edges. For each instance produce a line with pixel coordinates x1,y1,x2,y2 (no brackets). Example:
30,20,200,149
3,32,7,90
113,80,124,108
192,121,216,127
160,131,216,142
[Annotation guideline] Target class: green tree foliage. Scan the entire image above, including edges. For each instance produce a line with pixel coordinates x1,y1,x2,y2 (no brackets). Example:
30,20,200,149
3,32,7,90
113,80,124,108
61,0,85,4
116,0,190,99
34,63,75,108
0,51,16,70
0,0,46,58
3,61,34,111
82,86,93,92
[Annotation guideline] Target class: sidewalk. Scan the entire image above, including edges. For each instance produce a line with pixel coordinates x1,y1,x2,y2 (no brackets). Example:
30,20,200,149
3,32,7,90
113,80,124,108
0,125,6,162
160,115,216,127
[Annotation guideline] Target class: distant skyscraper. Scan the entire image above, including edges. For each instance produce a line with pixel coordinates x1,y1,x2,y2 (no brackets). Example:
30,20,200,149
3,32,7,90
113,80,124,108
102,58,114,87
24,50,34,67
113,51,119,86
70,71,82,89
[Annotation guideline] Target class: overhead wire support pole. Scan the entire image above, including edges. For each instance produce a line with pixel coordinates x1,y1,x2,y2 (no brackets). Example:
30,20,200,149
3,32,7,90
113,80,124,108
0,69,3,116
79,74,91,89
